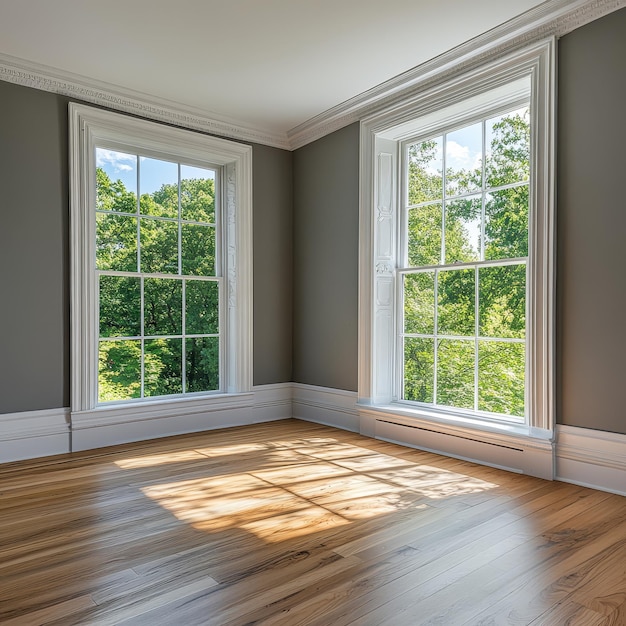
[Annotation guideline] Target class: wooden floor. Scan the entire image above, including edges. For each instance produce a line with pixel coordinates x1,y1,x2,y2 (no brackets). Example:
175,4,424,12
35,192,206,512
1,420,626,625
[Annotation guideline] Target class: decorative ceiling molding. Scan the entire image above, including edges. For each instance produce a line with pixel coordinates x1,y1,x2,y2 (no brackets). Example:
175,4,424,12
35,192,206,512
288,0,626,149
0,0,624,151
0,53,291,150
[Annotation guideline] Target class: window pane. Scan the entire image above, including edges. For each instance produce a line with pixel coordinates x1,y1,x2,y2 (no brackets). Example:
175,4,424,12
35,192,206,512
408,203,442,267
445,122,482,197
403,338,434,403
99,276,140,338
437,339,475,409
98,340,141,402
408,138,442,205
181,165,215,223
485,107,530,189
445,195,481,263
182,224,215,276
140,157,178,218
96,214,137,272
186,280,219,335
479,265,526,339
438,269,475,336
144,278,182,336
145,338,183,397
404,273,434,334
96,149,137,210
186,337,219,392
478,341,525,417
484,185,528,260
140,218,179,274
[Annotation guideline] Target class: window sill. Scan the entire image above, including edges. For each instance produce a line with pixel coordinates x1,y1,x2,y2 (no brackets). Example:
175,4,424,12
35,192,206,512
358,401,553,444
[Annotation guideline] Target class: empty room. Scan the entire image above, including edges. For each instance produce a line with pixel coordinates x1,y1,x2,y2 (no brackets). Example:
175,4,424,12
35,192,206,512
1,1,626,624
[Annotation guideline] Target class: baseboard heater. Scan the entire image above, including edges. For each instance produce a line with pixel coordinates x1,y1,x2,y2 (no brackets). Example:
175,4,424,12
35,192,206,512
373,417,527,474
375,418,524,452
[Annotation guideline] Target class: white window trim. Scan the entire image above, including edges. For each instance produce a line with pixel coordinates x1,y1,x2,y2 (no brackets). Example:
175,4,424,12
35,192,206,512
69,104,253,427
358,40,556,451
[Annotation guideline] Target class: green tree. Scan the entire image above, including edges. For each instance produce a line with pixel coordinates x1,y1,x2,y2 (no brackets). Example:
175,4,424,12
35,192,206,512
95,167,219,402
404,111,529,417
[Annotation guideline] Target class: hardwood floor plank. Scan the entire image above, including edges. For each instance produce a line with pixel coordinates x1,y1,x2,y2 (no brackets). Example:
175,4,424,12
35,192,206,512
1,595,97,626
600,600,626,625
56,576,218,626
1,419,625,625
529,600,608,626
228,544,426,626
368,499,626,625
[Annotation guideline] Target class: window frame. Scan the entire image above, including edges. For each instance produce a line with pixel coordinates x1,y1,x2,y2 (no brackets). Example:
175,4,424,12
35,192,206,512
70,104,253,417
358,39,555,438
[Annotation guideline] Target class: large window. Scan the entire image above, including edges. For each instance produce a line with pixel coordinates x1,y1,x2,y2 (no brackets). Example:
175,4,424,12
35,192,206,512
359,40,555,436
401,104,529,420
70,104,252,417
96,151,221,402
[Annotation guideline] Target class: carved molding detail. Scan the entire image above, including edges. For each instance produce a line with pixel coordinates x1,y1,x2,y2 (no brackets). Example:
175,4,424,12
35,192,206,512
377,206,393,220
0,54,290,150
375,262,394,276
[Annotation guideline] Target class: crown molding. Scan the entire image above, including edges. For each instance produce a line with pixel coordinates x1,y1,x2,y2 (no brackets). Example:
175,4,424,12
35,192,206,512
0,0,623,151
0,52,291,150
288,0,626,149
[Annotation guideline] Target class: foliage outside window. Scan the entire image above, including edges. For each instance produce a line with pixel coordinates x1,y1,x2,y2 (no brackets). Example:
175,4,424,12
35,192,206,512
401,106,530,420
96,150,222,403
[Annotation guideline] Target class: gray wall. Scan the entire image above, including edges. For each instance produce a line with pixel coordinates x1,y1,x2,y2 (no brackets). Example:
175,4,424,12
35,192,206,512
557,8,626,434
0,80,293,413
292,123,360,392
0,82,69,413
253,144,293,385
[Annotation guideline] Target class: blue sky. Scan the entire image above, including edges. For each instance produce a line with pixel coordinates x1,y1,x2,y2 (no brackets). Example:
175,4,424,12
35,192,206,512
420,105,528,177
96,148,215,196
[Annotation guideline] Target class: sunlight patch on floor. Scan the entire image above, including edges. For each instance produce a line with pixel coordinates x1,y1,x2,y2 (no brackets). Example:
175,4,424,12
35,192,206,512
138,437,499,542
114,450,208,469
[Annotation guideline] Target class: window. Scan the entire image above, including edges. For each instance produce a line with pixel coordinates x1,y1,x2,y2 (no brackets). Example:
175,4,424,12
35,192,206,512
96,151,221,402
70,104,252,417
400,104,529,420
359,40,555,436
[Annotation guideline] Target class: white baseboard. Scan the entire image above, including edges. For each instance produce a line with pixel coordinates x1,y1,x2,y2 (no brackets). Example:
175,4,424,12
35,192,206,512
0,385,292,462
4,388,626,499
292,383,359,432
0,408,71,462
71,384,293,452
253,383,293,422
556,425,626,497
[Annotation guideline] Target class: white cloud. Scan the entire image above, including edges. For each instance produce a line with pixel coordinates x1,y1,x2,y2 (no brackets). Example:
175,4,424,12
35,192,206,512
446,141,469,169
446,140,483,172
96,149,135,172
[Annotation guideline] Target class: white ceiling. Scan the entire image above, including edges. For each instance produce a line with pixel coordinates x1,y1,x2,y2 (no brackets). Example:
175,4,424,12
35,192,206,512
0,0,550,140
